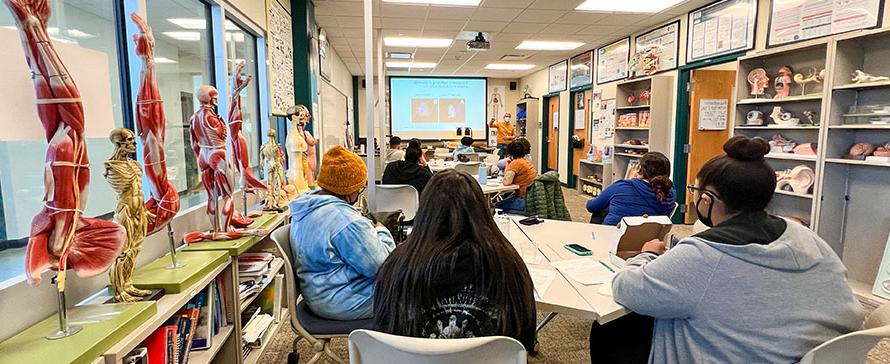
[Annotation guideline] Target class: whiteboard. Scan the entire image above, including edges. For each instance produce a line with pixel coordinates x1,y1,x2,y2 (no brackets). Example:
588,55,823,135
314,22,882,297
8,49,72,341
319,81,349,154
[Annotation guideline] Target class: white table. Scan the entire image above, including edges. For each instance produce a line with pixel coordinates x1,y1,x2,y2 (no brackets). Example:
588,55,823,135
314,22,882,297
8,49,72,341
502,217,629,325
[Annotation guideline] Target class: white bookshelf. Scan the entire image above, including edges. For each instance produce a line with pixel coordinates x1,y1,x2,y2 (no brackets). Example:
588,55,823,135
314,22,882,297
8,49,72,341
611,75,674,183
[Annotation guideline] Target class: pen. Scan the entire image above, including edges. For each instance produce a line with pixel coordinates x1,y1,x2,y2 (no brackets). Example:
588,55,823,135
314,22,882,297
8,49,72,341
599,260,615,273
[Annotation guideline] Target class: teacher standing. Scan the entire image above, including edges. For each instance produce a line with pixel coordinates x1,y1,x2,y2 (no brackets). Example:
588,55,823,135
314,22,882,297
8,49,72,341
489,113,517,159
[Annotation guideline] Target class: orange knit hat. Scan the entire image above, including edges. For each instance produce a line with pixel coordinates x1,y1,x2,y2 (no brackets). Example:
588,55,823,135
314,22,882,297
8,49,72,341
317,146,367,196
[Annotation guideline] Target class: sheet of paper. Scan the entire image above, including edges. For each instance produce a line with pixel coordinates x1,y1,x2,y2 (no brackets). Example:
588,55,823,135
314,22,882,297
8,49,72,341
551,258,614,285
526,266,558,299
598,279,614,297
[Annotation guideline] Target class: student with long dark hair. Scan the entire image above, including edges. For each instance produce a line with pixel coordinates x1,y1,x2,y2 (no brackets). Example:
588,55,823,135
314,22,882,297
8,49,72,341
587,152,675,225
607,136,862,363
373,169,537,351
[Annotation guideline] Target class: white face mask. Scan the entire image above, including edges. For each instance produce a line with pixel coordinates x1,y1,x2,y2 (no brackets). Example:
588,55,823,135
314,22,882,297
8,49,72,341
505,117,512,123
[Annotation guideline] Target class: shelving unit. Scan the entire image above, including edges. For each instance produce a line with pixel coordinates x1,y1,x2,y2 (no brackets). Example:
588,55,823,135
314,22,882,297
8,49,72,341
732,42,829,228
611,75,674,182
577,159,611,197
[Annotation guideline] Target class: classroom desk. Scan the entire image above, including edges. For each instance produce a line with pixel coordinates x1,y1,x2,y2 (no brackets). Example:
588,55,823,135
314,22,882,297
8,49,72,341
504,218,630,325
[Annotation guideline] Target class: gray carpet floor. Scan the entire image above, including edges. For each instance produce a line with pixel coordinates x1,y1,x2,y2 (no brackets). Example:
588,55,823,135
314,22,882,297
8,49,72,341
260,187,889,363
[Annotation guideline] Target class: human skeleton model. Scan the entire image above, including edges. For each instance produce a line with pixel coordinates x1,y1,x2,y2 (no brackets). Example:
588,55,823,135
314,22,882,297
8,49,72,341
132,13,180,234
228,61,267,196
260,129,287,211
793,67,825,95
285,105,315,193
852,70,890,84
104,128,152,302
488,88,503,122
6,0,125,290
186,85,262,243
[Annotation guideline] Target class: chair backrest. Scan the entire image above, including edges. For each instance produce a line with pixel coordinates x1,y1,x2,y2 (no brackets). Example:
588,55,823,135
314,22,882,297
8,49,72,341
454,162,482,176
797,325,890,364
483,153,500,165
459,153,481,162
669,202,679,219
269,224,300,332
374,185,420,221
434,147,450,154
348,329,527,364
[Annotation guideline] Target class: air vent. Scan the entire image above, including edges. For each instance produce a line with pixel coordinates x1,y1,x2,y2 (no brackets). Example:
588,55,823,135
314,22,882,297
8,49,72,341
500,54,528,61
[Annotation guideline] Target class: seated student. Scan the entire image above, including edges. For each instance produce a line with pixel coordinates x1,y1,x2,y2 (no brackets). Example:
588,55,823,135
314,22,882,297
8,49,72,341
452,136,475,161
586,152,675,225
408,138,428,166
496,137,531,173
498,140,538,212
382,147,433,194
606,136,863,364
374,169,536,351
289,146,396,320
384,136,405,164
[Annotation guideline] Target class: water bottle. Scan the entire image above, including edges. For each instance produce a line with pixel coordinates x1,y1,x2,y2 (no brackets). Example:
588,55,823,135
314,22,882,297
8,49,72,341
478,164,488,185
495,209,510,238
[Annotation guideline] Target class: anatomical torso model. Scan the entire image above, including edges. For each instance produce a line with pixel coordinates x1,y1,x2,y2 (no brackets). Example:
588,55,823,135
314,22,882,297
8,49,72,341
301,114,317,186
228,61,267,196
285,105,311,194
104,128,152,302
260,129,287,211
132,13,180,234
186,86,264,243
6,0,125,290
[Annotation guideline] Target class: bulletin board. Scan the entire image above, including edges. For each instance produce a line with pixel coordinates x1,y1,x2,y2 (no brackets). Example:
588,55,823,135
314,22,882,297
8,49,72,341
687,0,757,63
768,0,883,47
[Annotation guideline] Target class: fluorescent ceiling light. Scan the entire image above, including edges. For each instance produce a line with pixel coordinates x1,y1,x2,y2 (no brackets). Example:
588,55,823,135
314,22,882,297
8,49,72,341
386,61,437,69
575,0,684,13
384,37,453,48
485,63,535,71
516,40,584,51
154,57,177,64
168,18,207,30
163,31,201,42
386,52,414,59
381,0,481,5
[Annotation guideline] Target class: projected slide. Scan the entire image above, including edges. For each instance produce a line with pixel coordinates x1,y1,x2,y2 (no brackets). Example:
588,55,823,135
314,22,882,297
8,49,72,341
391,77,486,140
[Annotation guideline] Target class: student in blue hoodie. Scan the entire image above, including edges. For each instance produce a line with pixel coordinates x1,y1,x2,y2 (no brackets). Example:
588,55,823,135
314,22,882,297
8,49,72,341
586,152,675,225
452,136,475,161
289,146,396,320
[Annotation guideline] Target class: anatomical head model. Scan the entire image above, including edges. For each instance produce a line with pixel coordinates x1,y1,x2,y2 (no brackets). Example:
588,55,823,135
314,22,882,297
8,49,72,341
6,0,125,292
260,128,287,211
747,68,769,97
228,61,267,197
104,128,153,302
774,66,793,99
185,85,266,243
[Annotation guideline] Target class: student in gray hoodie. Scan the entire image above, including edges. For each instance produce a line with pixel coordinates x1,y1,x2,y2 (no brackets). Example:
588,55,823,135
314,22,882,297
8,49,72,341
609,136,863,363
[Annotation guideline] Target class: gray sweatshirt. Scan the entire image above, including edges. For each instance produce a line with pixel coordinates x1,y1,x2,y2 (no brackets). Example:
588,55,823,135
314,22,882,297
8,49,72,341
613,217,863,364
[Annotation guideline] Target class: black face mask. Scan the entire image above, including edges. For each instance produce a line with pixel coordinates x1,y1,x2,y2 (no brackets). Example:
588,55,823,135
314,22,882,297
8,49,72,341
696,192,717,227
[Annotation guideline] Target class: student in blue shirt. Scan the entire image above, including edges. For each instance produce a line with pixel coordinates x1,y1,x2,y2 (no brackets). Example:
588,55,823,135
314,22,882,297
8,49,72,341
586,152,676,225
453,136,475,161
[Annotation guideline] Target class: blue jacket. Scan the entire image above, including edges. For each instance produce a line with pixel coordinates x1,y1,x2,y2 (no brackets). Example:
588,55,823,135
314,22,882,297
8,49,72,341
586,178,676,226
453,144,475,161
289,192,395,320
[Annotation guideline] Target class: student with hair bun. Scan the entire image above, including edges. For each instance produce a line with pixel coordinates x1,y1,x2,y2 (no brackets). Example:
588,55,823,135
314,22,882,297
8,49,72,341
586,152,676,225
604,136,863,364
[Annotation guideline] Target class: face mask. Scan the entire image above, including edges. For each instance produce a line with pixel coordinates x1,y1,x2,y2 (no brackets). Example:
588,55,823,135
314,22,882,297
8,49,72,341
696,192,716,227
505,117,512,123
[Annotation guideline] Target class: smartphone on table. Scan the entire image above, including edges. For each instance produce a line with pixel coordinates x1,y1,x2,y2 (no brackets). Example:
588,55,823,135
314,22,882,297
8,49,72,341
564,243,593,256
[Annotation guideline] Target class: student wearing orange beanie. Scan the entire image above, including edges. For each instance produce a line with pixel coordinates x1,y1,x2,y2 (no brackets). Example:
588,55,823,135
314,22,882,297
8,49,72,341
289,146,396,320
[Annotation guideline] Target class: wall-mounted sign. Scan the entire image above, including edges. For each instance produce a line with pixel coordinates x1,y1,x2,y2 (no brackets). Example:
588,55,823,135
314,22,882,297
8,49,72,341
570,51,593,89
596,38,630,84
549,60,568,93
768,0,882,46
319,28,331,82
687,0,757,63
634,21,680,73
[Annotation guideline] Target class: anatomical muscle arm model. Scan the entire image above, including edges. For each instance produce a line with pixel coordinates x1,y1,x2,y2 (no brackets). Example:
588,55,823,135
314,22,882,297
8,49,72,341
228,61,267,195
131,13,181,235
5,0,125,289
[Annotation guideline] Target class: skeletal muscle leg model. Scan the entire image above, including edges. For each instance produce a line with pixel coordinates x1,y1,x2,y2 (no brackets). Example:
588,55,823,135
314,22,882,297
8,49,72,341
5,0,125,290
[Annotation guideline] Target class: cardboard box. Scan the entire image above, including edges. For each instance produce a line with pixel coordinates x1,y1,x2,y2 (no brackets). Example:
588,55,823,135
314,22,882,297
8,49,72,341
609,215,673,267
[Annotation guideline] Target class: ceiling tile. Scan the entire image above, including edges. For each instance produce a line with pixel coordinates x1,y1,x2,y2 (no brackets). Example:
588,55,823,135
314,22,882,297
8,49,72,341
513,9,567,23
423,19,467,31
555,11,608,24
576,24,631,36
527,0,582,10
471,7,522,21
594,13,649,25
481,0,534,8
381,17,426,28
501,22,547,34
380,4,429,18
426,6,476,20
463,20,509,33
540,23,586,34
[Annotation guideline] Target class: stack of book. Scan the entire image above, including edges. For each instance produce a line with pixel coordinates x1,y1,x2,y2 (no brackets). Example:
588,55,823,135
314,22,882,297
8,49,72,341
238,253,281,304
240,274,284,359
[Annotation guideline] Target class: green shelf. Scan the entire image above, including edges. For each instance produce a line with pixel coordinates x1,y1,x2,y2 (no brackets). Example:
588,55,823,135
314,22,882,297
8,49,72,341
132,250,229,293
183,212,284,256
0,302,156,364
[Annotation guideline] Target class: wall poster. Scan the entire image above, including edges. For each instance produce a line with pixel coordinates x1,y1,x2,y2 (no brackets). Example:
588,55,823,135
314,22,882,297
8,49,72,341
596,38,630,84
768,0,882,46
319,28,332,82
634,21,680,73
687,0,757,63
570,51,593,89
698,99,729,130
266,0,295,115
549,60,568,93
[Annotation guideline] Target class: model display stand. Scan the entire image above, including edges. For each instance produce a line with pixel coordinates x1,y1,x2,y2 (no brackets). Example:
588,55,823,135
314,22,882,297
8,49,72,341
516,98,541,172
732,43,828,228
578,159,611,197
611,75,674,183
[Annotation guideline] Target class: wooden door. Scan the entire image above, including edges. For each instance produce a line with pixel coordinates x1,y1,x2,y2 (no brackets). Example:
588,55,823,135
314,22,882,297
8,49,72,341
547,95,560,171
573,91,591,178
685,69,736,223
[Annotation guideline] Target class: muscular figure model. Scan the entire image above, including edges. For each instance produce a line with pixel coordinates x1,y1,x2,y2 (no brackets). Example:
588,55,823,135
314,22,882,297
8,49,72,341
6,0,125,289
260,129,286,211
228,61,267,195
131,13,180,235
105,128,153,302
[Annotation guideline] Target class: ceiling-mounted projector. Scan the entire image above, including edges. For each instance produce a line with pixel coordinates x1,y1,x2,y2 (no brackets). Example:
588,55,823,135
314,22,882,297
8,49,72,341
467,32,490,51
